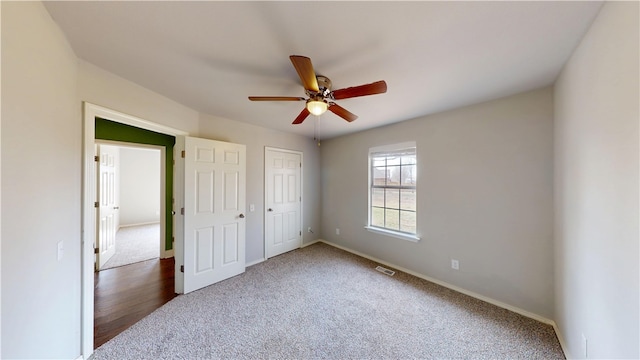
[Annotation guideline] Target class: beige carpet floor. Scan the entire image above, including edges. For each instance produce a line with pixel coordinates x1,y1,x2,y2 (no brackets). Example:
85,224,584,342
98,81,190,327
93,242,564,359
101,223,160,270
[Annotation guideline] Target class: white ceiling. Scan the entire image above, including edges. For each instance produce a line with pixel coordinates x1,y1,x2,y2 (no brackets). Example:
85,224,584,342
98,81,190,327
44,1,602,140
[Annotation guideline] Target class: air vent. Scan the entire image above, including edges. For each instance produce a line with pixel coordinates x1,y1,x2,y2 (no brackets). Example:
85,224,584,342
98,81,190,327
375,265,395,276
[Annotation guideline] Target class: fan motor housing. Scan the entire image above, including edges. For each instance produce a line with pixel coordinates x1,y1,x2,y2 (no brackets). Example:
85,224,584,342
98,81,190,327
316,75,332,96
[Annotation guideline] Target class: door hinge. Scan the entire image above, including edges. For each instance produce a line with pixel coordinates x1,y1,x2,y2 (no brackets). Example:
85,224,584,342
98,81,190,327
181,150,185,158
181,208,185,215
94,201,99,208
300,162,302,168
94,248,99,254
94,155,99,162
172,236,175,243
299,231,302,236
180,265,184,273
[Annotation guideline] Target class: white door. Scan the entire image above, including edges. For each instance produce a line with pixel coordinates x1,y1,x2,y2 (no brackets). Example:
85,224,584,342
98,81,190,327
95,144,120,270
265,148,302,258
176,136,246,294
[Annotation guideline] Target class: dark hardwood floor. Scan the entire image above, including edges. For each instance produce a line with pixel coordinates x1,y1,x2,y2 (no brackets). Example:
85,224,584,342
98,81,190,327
94,257,177,349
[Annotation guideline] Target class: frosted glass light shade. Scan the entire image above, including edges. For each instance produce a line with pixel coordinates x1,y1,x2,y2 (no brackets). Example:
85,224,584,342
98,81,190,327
307,100,328,116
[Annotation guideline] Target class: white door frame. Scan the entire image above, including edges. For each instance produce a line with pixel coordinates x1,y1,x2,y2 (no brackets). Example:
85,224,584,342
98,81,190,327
263,146,303,260
81,102,188,359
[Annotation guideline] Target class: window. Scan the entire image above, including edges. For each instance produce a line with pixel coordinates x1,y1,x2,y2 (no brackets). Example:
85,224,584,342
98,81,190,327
367,142,418,241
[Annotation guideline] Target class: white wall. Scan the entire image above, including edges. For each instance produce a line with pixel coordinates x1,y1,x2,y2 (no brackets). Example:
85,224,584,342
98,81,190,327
1,2,81,358
321,87,555,319
554,2,639,358
119,147,161,226
78,60,200,136
199,114,321,264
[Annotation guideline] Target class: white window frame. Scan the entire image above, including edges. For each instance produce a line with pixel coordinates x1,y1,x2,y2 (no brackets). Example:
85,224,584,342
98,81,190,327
365,141,420,242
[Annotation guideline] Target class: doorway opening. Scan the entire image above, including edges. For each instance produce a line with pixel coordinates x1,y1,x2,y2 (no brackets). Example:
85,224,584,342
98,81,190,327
95,142,163,271
82,103,188,357
93,123,174,348
93,143,170,348
95,117,177,260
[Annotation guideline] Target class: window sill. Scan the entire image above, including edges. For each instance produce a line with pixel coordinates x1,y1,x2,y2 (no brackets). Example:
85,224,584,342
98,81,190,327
364,226,421,242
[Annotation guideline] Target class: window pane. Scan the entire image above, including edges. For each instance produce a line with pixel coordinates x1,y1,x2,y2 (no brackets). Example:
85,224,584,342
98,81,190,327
385,209,400,230
372,157,386,167
387,156,401,166
371,207,384,228
373,166,387,186
401,164,417,185
400,189,416,211
387,165,401,185
385,189,399,209
400,211,416,233
372,188,385,207
401,155,416,165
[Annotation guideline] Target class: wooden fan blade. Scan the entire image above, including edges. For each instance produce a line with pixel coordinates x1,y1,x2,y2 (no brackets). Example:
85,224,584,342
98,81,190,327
248,96,305,101
292,108,311,124
290,55,319,93
328,103,358,122
332,80,387,100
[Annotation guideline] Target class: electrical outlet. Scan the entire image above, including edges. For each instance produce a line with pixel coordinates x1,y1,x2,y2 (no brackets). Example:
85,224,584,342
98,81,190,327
336,228,340,235
451,259,459,270
250,204,255,212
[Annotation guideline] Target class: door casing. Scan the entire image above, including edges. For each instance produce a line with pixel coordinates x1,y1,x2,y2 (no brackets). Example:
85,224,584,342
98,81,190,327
82,102,187,359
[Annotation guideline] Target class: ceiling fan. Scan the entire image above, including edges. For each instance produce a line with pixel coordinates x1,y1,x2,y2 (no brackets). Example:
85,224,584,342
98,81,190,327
249,55,387,124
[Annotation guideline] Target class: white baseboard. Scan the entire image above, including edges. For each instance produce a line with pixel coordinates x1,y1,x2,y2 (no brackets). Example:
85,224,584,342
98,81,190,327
318,239,556,326
161,249,174,259
119,221,160,228
301,239,321,248
552,322,570,358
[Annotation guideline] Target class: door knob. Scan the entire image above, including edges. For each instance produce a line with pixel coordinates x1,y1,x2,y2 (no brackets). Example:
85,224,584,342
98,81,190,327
239,213,245,218
268,208,273,212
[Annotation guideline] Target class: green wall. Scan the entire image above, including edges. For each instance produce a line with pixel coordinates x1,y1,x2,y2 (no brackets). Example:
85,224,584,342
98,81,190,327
95,117,175,251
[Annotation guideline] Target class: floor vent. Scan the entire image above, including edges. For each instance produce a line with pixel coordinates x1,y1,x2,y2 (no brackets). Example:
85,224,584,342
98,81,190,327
375,265,395,276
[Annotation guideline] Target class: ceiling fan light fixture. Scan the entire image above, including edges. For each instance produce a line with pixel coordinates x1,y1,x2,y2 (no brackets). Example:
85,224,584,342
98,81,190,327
249,55,385,124
306,100,328,116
